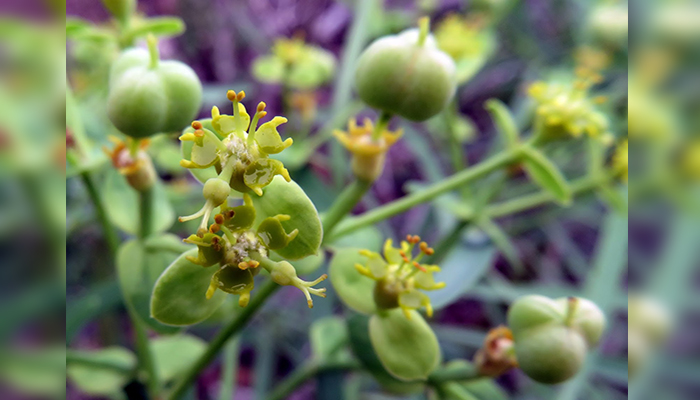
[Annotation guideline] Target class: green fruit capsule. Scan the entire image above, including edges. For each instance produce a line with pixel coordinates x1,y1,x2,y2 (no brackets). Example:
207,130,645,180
354,18,456,121
108,36,202,138
507,295,606,384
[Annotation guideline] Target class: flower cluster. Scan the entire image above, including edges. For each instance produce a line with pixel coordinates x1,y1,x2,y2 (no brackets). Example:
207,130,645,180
612,139,628,182
355,235,445,318
177,90,326,308
434,14,487,61
333,118,402,181
528,69,611,140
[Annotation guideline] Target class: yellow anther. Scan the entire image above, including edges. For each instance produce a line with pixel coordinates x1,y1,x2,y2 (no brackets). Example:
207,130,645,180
226,90,237,101
257,102,267,112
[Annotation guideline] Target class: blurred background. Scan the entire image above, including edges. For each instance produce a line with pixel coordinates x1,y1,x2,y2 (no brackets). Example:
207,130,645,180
0,0,699,399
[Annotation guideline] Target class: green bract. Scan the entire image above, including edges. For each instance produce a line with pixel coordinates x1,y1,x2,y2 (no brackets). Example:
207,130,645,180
354,24,456,121
252,176,323,260
507,295,606,384
369,308,441,381
329,247,378,315
150,249,228,326
107,40,202,138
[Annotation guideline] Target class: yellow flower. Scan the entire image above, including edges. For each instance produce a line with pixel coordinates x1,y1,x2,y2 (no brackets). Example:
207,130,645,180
434,14,487,61
333,118,402,181
681,140,700,181
529,70,610,140
355,235,445,319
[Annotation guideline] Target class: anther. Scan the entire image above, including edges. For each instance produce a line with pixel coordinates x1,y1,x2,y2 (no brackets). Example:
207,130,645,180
226,90,237,101
194,129,204,137
237,91,246,101
257,102,266,112
209,223,220,233
214,214,225,225
225,210,235,219
192,121,203,130
412,261,427,272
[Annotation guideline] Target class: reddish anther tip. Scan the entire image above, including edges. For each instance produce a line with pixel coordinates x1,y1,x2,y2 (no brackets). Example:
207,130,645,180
209,224,220,233
194,129,204,137
237,91,246,101
225,210,235,219
214,214,225,224
192,121,203,130
227,90,237,101
257,102,267,112
412,261,427,272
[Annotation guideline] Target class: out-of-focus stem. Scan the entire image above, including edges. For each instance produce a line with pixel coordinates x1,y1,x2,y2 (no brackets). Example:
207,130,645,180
321,179,373,240
267,360,361,400
80,172,120,256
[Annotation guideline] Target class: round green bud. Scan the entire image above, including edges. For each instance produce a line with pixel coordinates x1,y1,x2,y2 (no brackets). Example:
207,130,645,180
107,46,202,138
202,178,230,206
507,295,606,385
513,324,587,384
354,28,456,121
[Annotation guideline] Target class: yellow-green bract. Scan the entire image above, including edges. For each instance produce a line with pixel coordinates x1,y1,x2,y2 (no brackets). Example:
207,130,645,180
251,176,323,260
329,247,377,315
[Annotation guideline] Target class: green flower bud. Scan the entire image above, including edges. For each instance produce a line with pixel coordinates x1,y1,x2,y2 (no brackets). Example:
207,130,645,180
108,37,202,138
507,295,606,384
354,18,456,121
202,178,230,207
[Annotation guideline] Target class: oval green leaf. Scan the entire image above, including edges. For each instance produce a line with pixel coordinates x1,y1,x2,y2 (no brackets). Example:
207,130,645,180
252,176,323,260
329,247,377,315
117,238,183,334
152,334,207,384
150,249,227,326
485,99,519,147
521,146,572,205
67,347,136,396
102,168,175,235
369,309,441,381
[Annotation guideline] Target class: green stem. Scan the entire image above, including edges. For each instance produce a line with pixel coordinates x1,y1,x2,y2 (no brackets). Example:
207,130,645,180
427,363,480,385
80,172,120,257
329,149,520,240
427,220,470,265
417,16,430,47
267,360,362,400
132,317,158,399
147,34,159,69
321,179,373,240
139,186,154,240
218,338,240,400
484,176,601,219
167,281,279,400
371,111,392,141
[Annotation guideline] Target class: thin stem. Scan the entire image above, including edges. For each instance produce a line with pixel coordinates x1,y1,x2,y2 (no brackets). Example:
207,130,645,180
484,176,601,219
167,280,279,400
328,149,519,240
427,363,480,385
371,111,392,141
147,34,159,69
139,185,154,240
80,172,120,257
267,360,362,400
417,16,430,47
321,179,373,240
427,220,469,265
132,317,158,399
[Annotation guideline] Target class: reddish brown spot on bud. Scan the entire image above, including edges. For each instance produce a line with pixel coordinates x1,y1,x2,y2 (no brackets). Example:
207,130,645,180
225,210,235,219
192,121,203,130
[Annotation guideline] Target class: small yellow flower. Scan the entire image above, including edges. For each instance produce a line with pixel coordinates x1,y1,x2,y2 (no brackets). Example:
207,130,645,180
334,118,402,181
103,136,156,191
612,139,628,182
355,235,445,319
529,70,611,140
434,14,486,61
474,326,518,377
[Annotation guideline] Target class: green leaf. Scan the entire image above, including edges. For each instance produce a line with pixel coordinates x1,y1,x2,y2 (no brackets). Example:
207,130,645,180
252,176,323,260
0,347,65,398
251,55,285,84
329,247,377,315
67,347,136,396
328,224,383,252
124,17,185,41
150,249,228,326
116,237,182,334
485,99,519,147
310,316,351,363
102,168,175,235
66,17,91,37
439,360,508,400
152,334,207,384
521,146,572,205
347,314,425,394
369,309,441,381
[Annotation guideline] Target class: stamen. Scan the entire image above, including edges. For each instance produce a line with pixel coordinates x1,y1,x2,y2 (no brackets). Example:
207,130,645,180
191,121,203,130
412,261,427,272
209,223,220,233
214,214,225,224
